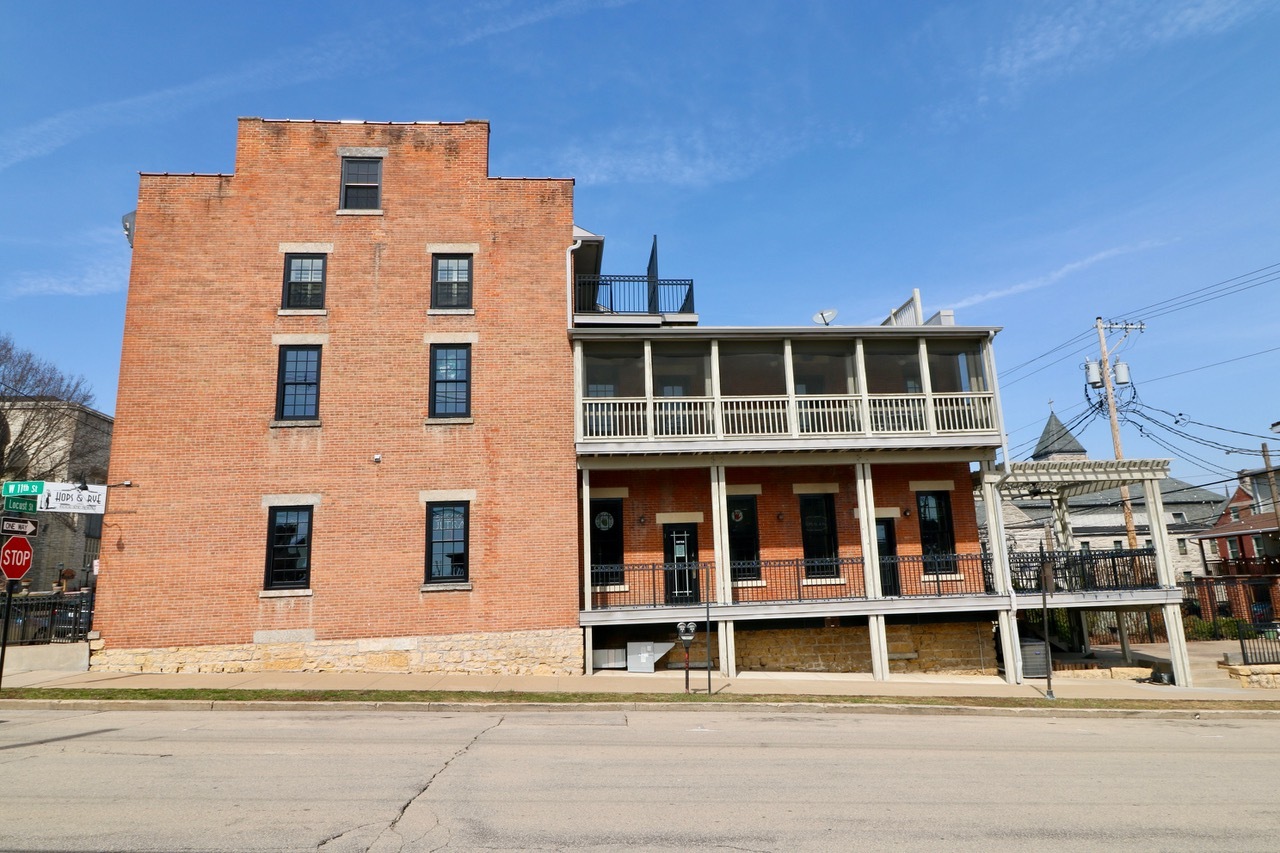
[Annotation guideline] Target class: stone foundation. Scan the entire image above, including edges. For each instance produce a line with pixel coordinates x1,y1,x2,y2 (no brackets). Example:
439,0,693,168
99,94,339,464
89,628,584,676
735,621,998,675
1221,663,1280,688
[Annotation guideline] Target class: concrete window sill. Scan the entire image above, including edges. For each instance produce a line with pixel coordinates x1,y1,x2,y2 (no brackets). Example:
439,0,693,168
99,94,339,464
421,582,473,592
271,420,321,429
260,588,313,598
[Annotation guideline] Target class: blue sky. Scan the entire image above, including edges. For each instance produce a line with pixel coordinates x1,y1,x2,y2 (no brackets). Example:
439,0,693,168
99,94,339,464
3,0,1279,491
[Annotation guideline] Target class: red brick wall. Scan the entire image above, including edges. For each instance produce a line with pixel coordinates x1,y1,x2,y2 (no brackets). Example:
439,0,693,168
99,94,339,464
97,120,579,648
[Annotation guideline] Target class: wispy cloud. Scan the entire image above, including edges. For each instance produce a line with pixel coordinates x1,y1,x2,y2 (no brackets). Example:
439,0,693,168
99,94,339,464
3,228,132,299
561,119,862,188
983,0,1269,90
0,1,623,173
945,240,1163,310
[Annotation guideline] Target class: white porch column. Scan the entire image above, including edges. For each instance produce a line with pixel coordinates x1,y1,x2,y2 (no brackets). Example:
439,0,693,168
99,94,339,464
1163,603,1194,687
1143,476,1176,586
868,614,889,681
709,464,733,677
997,611,1022,684
581,469,593,674
721,621,737,678
855,463,883,599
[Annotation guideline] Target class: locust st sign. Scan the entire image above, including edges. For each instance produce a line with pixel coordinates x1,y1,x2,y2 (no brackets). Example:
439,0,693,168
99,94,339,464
0,517,38,537
4,496,38,514
0,537,33,580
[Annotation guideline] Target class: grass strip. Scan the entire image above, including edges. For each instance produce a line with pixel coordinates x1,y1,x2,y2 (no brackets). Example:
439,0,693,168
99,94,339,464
2,687,1279,712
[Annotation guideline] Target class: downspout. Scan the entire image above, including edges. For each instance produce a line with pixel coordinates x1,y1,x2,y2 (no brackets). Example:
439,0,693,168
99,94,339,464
565,239,582,329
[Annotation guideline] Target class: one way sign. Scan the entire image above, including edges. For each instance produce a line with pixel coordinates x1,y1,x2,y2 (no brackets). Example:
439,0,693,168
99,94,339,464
0,516,38,537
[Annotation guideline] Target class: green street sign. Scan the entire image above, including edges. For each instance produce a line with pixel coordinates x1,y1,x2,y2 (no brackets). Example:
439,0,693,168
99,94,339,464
2,481,43,497
3,496,37,513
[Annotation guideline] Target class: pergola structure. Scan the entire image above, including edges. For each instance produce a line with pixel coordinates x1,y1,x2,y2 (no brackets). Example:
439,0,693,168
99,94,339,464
976,457,1192,687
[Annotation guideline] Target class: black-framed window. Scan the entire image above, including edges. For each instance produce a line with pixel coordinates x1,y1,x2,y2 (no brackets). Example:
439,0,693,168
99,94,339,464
266,505,312,589
283,254,326,309
429,344,471,417
916,490,956,574
276,345,321,420
426,502,469,582
799,493,838,578
340,157,381,210
432,254,473,309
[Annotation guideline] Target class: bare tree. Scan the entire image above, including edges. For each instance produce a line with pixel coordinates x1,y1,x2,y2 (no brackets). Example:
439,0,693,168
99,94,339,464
0,333,109,486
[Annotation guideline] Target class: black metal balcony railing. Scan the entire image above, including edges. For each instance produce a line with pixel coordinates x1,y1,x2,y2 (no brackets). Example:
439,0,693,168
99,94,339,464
591,562,716,609
877,554,996,597
1008,548,1161,593
730,557,867,604
576,275,695,315
1205,556,1280,576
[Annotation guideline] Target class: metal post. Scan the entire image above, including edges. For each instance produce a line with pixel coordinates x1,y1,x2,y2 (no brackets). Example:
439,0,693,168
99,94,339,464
1041,546,1055,700
0,579,15,691
706,591,712,697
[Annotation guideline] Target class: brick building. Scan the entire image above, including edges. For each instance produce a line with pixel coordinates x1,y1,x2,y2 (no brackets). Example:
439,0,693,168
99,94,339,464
96,117,1196,684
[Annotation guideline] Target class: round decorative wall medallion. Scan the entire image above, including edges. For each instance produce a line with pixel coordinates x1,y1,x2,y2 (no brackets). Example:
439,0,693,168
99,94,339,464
594,511,615,531
730,509,745,523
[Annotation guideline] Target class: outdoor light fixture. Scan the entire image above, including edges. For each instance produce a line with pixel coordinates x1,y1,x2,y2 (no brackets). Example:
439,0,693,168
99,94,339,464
776,512,784,521
638,514,646,525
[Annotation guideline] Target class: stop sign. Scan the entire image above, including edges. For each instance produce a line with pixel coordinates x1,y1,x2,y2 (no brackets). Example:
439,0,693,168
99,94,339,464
0,537,33,580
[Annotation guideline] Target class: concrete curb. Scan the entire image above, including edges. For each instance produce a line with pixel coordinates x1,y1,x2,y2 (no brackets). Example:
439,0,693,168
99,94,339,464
3,698,1280,720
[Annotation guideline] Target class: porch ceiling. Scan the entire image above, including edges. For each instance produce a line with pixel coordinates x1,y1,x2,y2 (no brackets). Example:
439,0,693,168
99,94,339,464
579,446,998,470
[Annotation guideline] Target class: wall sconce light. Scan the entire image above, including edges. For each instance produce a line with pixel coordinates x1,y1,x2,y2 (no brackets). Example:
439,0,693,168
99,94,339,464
903,508,911,517
776,512,785,522
638,514,647,525
372,453,383,463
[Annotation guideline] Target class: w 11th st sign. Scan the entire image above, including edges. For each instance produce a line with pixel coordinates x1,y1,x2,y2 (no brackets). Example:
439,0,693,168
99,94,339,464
2,481,43,497
35,483,107,515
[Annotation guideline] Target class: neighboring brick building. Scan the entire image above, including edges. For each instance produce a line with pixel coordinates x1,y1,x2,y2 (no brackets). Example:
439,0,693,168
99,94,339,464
96,117,1197,685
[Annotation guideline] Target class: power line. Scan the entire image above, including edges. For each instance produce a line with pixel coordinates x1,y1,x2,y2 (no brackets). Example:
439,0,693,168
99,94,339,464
1142,344,1280,385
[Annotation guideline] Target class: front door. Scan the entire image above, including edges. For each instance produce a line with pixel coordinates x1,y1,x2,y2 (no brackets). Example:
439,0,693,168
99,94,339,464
876,518,900,596
663,522,700,604
590,499,624,586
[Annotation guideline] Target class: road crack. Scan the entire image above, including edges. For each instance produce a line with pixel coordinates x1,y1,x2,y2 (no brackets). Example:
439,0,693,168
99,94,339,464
363,716,505,852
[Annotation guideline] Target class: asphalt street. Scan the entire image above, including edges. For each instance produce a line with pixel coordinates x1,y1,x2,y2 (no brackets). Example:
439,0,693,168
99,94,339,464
0,708,1276,852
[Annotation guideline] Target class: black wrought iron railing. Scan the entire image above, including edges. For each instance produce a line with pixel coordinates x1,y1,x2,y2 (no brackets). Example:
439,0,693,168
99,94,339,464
590,562,715,608
575,275,695,315
1239,622,1280,665
878,554,996,597
729,557,866,604
1008,548,1161,593
0,590,94,645
1205,556,1280,576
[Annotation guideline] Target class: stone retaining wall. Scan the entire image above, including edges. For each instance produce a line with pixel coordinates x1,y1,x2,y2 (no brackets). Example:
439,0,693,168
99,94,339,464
735,621,997,675
89,628,584,676
1221,663,1280,688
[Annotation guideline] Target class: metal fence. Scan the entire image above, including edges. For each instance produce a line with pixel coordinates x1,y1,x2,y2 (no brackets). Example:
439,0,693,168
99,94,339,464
1239,622,1280,665
1008,548,1160,593
1,590,95,645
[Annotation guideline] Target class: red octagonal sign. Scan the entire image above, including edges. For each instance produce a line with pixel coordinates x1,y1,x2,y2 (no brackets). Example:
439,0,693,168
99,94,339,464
1,536,33,580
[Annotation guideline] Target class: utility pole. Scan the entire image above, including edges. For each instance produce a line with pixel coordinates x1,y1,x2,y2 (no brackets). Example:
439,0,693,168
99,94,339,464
1261,443,1280,564
1094,317,1144,548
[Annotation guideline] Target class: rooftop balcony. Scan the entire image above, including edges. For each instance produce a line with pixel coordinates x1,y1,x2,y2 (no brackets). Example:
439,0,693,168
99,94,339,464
575,275,697,324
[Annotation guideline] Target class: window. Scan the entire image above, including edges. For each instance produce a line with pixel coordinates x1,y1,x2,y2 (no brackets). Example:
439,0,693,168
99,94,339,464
340,157,381,210
429,344,471,418
431,255,473,309
916,490,956,574
276,346,321,420
1227,539,1241,560
799,493,838,578
1177,538,1189,555
1230,507,1241,521
283,254,326,309
1079,541,1091,554
1171,512,1188,523
426,502,468,582
1112,540,1124,550
266,506,312,589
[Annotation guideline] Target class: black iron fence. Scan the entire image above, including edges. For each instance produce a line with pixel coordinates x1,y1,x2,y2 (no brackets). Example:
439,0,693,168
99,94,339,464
729,557,866,604
1239,622,1280,665
1,590,95,645
590,562,716,609
1009,548,1160,593
575,275,695,315
1181,575,1279,640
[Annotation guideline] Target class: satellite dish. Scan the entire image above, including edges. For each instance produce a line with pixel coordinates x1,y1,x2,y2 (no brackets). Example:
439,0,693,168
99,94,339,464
812,308,838,326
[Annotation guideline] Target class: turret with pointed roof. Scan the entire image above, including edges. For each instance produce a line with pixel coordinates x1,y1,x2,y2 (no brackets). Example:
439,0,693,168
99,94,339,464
1031,412,1088,461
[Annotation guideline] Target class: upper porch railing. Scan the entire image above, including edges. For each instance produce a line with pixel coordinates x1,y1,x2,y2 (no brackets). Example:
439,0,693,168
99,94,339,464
1205,556,1280,576
1008,548,1161,593
580,392,996,442
576,275,695,315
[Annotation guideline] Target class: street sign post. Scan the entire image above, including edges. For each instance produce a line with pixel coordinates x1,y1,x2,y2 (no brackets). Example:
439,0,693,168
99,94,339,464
1,481,43,497
3,496,38,514
0,537,33,580
0,517,38,537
